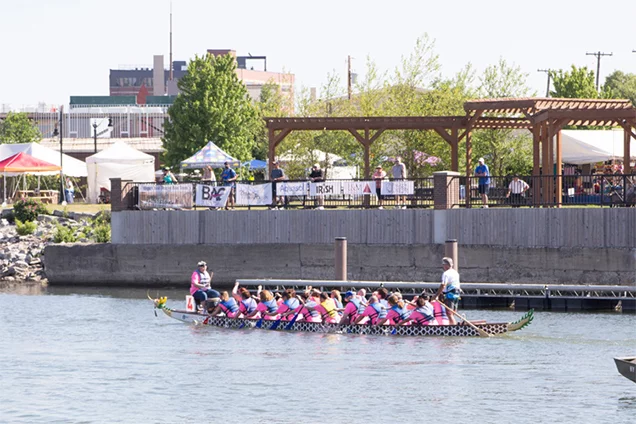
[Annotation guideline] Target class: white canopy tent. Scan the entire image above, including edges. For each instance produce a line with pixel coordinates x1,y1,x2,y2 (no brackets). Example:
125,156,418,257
0,142,87,177
560,130,636,165
86,141,155,203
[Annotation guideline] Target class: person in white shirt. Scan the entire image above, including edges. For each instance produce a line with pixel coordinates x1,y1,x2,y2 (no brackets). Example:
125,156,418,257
435,257,461,325
506,176,529,208
391,156,407,209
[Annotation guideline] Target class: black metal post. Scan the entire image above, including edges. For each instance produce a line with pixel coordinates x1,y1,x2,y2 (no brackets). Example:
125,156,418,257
59,106,64,204
93,122,98,153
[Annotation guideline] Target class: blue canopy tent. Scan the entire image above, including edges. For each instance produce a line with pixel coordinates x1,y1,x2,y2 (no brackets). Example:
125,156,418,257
242,159,267,170
180,141,241,169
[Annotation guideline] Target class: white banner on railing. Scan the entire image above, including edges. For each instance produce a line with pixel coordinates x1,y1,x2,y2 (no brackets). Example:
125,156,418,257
236,183,273,206
276,181,309,196
310,181,342,196
342,181,374,195
195,184,231,208
381,180,414,195
138,184,193,210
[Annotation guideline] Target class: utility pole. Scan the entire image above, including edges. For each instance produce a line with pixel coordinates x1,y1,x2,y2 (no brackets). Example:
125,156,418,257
169,1,173,81
586,51,613,92
537,69,552,97
93,122,98,154
347,55,352,100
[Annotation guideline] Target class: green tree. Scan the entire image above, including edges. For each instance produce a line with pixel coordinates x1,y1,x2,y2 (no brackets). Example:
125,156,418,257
253,80,290,160
473,58,534,176
603,70,636,106
0,112,42,144
550,65,599,98
162,54,259,167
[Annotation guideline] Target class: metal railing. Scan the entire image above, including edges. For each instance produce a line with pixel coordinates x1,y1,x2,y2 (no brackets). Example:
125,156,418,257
120,174,636,210
457,174,636,208
122,178,435,210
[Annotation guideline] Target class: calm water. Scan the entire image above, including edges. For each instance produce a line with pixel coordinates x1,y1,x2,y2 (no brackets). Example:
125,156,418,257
1,285,635,424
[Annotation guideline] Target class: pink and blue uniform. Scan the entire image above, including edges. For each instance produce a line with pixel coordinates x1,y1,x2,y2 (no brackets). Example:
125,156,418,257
360,303,387,325
239,298,258,318
276,298,300,321
409,304,437,326
385,306,412,325
256,299,279,320
219,298,240,318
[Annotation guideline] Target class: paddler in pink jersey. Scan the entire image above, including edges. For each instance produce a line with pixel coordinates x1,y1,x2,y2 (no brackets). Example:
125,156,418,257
255,290,279,321
354,296,387,325
399,296,437,326
267,289,300,321
296,290,322,323
339,290,365,325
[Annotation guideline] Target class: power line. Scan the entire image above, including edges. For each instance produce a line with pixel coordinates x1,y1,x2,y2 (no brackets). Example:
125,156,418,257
585,51,613,92
537,69,552,97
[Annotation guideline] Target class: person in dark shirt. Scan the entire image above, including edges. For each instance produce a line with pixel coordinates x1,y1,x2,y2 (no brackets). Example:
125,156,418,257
270,161,286,209
309,163,325,210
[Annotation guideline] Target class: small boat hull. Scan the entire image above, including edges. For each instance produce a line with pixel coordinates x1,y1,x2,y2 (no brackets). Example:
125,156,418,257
614,357,636,383
156,304,534,337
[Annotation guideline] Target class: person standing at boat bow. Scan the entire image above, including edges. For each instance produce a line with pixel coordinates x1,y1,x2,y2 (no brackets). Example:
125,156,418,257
435,257,461,325
190,261,220,312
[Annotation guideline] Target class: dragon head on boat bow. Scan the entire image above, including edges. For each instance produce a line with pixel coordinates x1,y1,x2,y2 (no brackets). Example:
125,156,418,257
148,292,169,310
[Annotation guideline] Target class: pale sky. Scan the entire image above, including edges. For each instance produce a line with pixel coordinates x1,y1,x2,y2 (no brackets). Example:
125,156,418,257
1,0,635,107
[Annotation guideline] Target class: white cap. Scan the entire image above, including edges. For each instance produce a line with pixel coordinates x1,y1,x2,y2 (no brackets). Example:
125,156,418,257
478,157,485,163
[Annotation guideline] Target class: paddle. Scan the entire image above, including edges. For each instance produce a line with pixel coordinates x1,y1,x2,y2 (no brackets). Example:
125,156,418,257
439,301,492,337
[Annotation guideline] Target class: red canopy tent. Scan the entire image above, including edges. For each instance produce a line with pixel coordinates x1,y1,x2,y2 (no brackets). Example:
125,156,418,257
0,152,61,204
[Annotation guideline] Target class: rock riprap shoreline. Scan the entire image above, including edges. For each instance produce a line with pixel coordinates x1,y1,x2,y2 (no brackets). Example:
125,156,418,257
0,209,109,285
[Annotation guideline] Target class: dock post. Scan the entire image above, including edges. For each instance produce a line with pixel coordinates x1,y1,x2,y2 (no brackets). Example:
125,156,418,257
335,237,347,281
445,239,458,271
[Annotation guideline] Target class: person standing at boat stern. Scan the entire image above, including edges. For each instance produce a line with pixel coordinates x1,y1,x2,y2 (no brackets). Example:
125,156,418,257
435,257,461,325
190,261,220,312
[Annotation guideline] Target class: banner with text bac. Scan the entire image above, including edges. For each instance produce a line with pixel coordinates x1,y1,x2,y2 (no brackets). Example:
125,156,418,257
195,184,231,208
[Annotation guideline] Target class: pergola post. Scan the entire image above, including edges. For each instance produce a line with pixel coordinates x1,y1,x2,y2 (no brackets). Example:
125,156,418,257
547,122,555,207
465,129,472,208
348,128,384,179
451,127,459,172
624,125,632,175
556,128,563,207
532,124,541,207
541,121,549,208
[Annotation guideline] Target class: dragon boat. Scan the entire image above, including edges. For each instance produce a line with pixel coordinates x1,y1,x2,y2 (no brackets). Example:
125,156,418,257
151,296,534,337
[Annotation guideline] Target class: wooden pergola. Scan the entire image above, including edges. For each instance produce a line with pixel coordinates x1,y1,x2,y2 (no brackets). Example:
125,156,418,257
463,98,636,205
265,115,528,179
266,97,636,206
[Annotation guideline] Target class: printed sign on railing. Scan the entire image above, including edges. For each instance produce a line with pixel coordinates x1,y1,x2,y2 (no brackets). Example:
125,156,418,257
381,180,415,196
195,184,231,208
236,183,273,206
138,184,193,210
276,181,309,196
342,181,374,195
310,181,343,196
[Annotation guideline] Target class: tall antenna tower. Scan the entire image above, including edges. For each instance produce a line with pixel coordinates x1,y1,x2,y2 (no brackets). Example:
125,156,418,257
169,1,173,81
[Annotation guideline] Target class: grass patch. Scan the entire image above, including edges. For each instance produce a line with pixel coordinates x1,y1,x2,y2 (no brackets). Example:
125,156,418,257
46,203,111,214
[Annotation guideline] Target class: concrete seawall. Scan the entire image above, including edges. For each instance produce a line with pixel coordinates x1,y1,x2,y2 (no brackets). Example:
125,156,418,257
43,243,636,286
112,208,636,248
